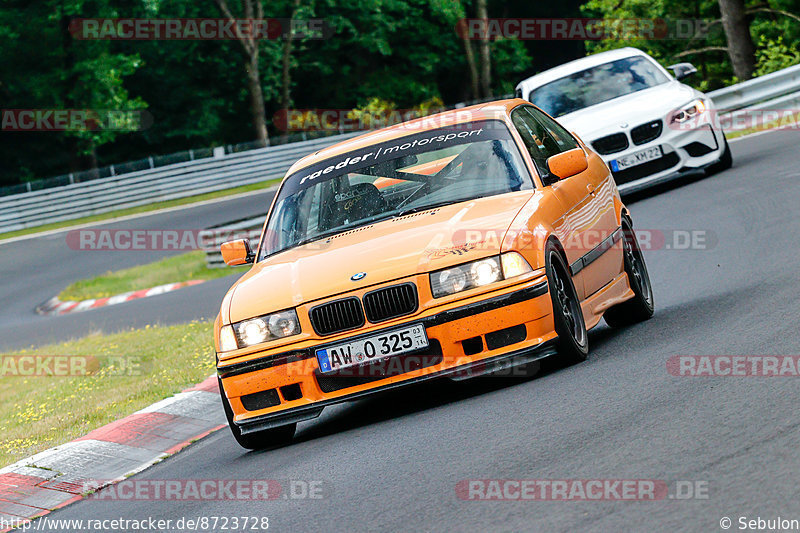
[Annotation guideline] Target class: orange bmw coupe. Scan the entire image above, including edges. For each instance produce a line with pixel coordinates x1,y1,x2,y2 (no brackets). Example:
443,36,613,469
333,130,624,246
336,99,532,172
215,99,654,449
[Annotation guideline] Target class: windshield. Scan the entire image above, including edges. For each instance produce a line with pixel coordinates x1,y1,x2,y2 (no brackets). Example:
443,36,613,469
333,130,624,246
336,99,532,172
528,56,670,118
259,120,532,259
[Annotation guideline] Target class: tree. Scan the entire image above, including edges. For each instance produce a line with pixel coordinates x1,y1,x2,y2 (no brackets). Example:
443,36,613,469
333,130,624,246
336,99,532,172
476,0,492,98
214,0,270,145
581,0,735,89
718,0,756,80
0,0,146,184
278,0,302,142
436,0,479,99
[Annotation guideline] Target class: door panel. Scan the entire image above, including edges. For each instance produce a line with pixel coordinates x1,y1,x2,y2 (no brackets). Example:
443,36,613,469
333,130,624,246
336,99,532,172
574,152,622,296
515,105,619,298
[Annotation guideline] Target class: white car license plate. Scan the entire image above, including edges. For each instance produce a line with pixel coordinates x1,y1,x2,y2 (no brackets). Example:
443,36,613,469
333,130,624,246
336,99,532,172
316,324,429,373
610,146,663,171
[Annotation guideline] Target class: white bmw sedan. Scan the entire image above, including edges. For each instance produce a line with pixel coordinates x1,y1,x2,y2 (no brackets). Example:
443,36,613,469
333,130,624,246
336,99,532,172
516,47,732,193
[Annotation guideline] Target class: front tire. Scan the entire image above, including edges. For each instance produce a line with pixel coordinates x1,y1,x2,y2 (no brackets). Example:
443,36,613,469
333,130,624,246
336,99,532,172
219,377,296,450
706,134,732,174
604,219,655,327
545,241,588,364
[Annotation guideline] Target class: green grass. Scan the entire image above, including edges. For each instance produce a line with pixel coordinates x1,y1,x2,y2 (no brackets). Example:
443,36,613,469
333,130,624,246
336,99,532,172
0,321,217,467
58,250,248,301
724,110,800,140
0,179,279,242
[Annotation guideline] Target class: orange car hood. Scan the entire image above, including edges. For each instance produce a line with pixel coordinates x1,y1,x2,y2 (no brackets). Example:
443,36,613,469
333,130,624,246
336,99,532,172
227,191,533,322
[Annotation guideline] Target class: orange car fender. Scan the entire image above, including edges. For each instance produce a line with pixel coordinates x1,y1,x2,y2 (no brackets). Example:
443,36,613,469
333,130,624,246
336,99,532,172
501,191,565,271
617,201,629,228
218,280,238,326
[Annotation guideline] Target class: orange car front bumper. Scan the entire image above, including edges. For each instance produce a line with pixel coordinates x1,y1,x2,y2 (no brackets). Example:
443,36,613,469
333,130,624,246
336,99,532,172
218,276,558,435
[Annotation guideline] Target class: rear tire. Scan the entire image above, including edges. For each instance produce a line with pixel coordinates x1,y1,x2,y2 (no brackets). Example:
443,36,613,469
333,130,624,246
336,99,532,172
707,134,732,174
219,377,296,450
604,219,655,327
545,241,588,364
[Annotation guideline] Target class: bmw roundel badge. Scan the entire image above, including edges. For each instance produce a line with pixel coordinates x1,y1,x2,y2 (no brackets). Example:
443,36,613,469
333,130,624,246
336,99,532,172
351,272,367,281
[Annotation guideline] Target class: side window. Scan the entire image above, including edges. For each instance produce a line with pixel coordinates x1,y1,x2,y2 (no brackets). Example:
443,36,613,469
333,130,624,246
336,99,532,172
511,107,558,175
524,107,580,154
302,183,322,235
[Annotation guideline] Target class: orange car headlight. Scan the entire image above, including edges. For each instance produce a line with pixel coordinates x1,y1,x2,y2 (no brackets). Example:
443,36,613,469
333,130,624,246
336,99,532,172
219,309,302,351
431,256,501,298
219,325,238,352
501,252,533,278
430,252,532,298
238,318,269,346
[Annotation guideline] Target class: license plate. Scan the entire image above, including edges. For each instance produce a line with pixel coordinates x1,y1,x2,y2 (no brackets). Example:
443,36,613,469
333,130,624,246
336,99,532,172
610,146,663,171
316,324,429,373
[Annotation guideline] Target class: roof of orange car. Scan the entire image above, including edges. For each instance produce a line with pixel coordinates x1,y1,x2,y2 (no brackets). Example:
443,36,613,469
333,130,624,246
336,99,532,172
284,98,526,177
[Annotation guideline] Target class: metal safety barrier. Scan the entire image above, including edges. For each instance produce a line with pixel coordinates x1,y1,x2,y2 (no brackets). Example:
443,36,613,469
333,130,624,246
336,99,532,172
707,63,800,112
0,133,359,234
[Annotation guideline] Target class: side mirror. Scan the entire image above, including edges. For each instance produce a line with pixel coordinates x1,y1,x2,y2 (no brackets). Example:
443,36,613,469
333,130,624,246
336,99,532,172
221,239,255,266
546,148,588,181
667,62,697,81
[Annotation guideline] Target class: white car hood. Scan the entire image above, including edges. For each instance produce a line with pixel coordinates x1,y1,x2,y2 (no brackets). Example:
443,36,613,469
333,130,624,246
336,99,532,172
556,82,701,142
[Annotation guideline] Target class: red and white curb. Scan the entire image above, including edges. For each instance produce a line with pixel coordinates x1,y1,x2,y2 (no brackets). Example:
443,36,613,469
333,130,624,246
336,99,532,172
36,280,207,316
0,376,225,530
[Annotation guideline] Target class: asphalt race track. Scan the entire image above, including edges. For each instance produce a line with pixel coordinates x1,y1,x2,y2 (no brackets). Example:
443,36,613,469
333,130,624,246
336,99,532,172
0,189,275,351
8,130,800,531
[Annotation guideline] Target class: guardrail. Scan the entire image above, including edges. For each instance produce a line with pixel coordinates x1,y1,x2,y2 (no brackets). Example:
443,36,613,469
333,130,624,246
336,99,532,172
707,63,800,112
4,66,800,236
707,63,800,130
0,132,345,198
0,133,359,234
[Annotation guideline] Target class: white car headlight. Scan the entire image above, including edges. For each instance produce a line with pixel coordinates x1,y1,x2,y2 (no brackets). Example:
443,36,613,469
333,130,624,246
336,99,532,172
430,252,533,298
221,309,302,351
471,259,501,286
238,317,268,346
671,99,707,123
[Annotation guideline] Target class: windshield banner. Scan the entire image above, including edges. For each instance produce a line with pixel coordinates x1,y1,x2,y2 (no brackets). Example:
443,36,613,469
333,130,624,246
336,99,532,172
282,120,511,196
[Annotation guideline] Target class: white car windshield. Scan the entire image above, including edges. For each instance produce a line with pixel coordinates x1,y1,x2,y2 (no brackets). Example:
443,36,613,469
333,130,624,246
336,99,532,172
528,56,670,118
259,120,532,259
